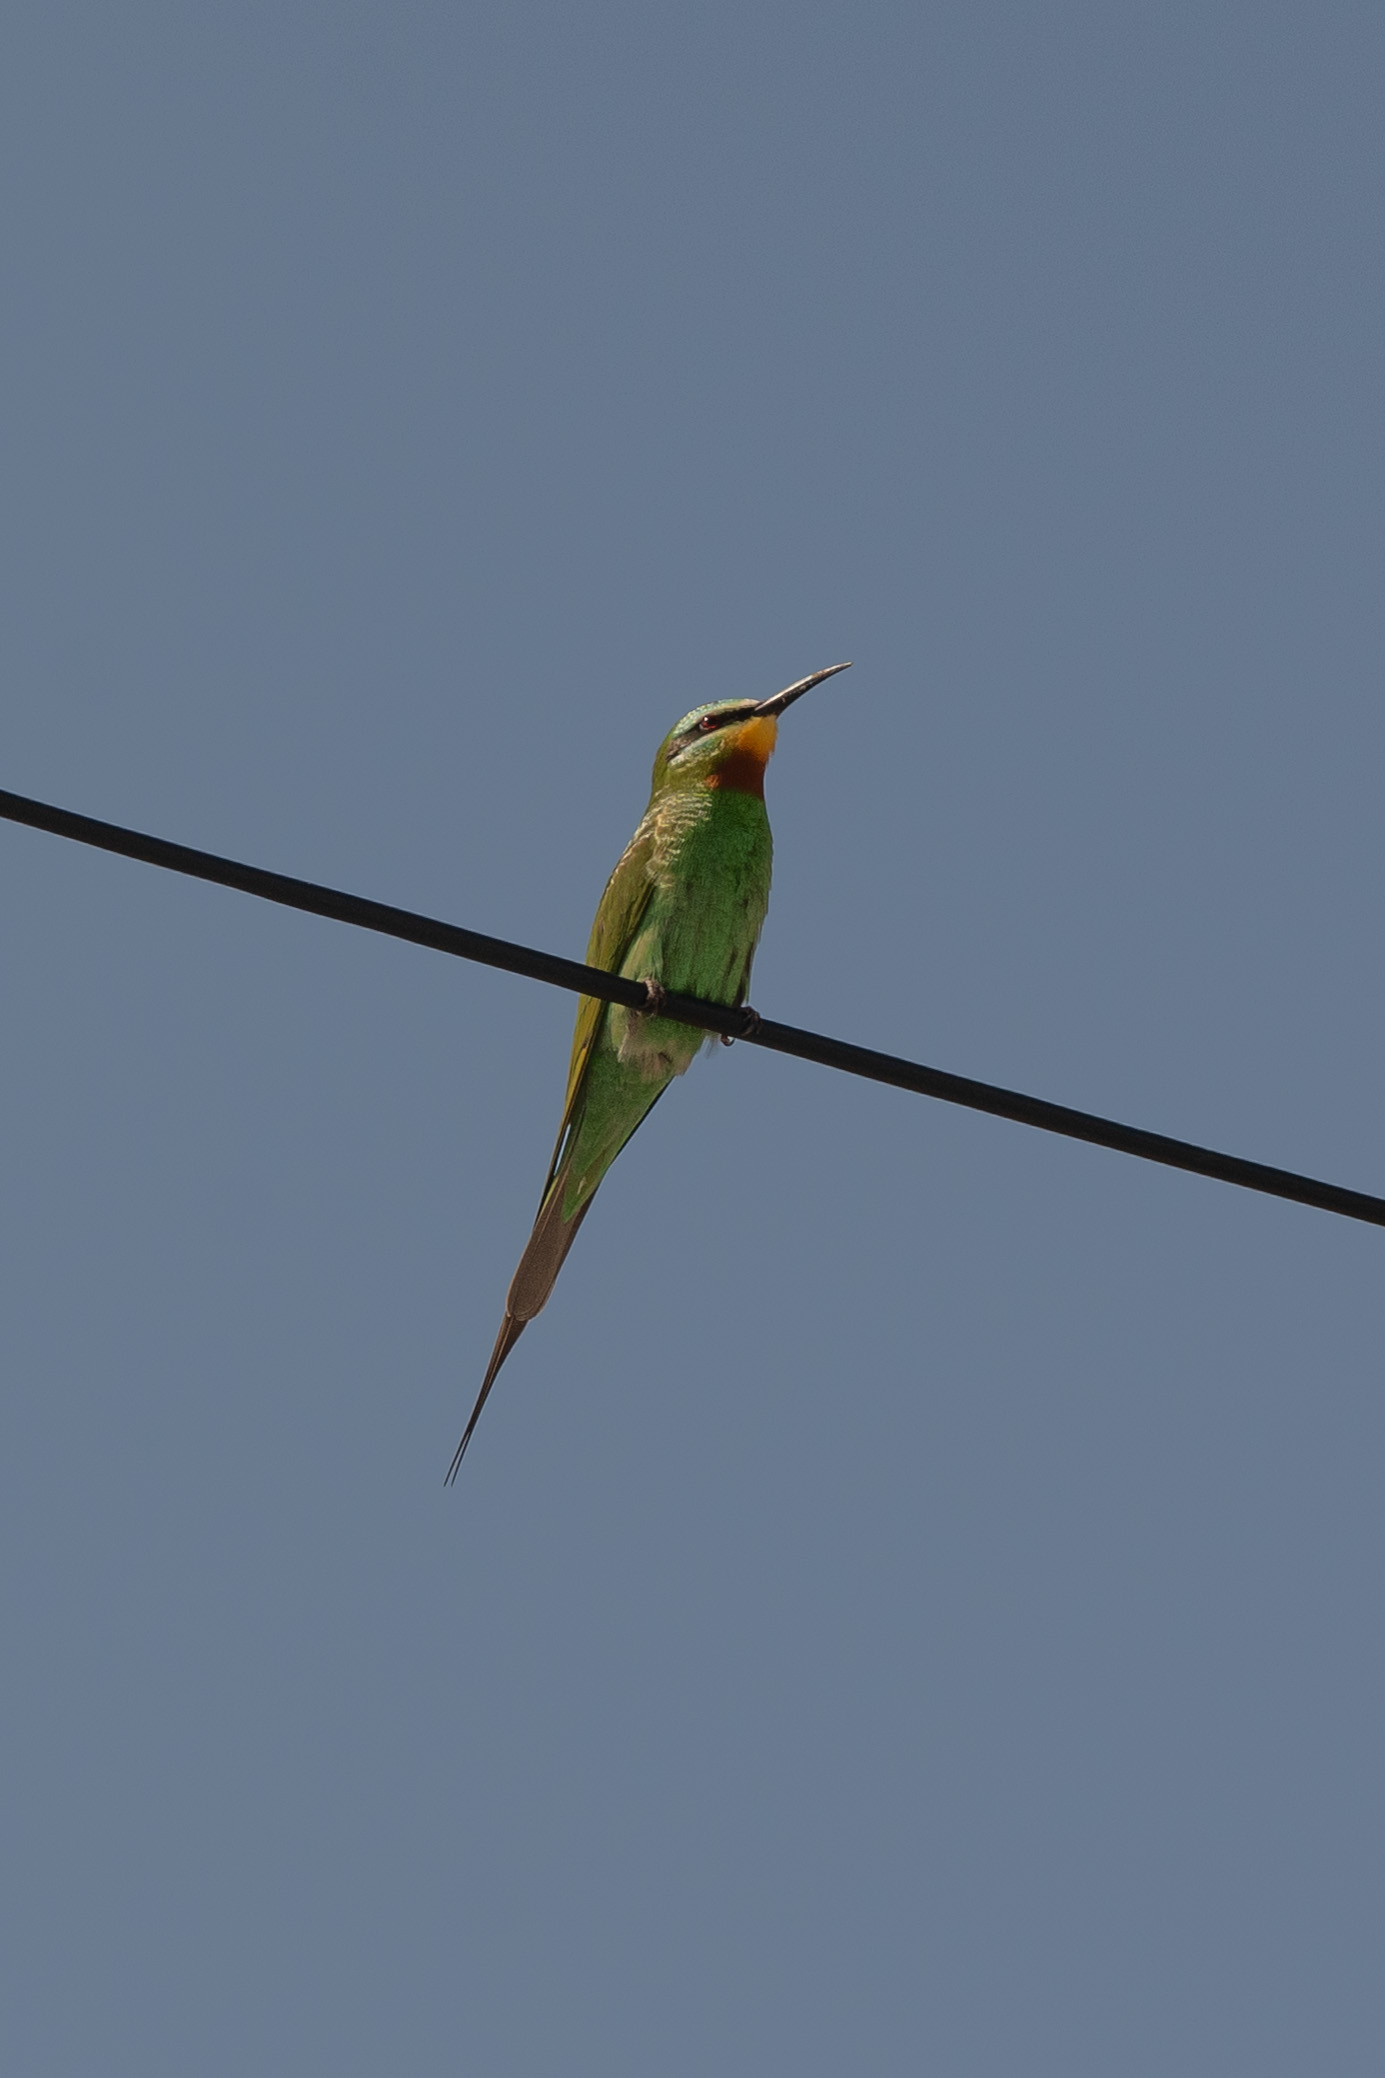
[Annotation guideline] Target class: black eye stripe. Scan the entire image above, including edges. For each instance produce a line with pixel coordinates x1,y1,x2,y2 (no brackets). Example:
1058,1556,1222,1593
677,704,757,749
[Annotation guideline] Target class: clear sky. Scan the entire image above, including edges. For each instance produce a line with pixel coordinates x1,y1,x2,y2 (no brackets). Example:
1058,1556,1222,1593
3,4,1383,2071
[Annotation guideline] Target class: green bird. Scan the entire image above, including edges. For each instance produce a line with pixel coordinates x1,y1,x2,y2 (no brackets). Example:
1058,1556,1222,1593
446,661,850,1479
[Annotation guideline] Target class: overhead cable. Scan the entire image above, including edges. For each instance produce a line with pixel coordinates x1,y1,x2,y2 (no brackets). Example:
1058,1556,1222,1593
1,783,1380,1232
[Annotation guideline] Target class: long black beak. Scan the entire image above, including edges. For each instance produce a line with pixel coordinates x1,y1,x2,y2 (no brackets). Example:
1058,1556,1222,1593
754,661,852,717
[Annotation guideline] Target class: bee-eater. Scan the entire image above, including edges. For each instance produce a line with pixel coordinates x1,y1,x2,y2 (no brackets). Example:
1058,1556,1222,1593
445,662,851,1478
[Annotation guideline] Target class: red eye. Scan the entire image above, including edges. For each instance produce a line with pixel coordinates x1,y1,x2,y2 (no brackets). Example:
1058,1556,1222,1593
698,715,719,732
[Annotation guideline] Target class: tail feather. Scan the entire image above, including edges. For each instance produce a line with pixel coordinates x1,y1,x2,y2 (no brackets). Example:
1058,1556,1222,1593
444,1182,594,1482
506,1172,592,1320
444,1313,528,1484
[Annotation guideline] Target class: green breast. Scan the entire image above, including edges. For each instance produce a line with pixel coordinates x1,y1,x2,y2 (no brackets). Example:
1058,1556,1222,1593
633,788,774,1003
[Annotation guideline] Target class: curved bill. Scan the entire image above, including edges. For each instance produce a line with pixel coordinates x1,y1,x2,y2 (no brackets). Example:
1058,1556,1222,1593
754,661,852,717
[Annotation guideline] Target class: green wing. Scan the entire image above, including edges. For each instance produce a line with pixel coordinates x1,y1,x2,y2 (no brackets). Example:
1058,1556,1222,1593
541,818,656,1197
445,819,658,1482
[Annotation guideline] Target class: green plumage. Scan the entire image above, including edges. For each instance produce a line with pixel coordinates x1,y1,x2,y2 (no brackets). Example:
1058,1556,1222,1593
446,665,849,1477
563,778,772,1213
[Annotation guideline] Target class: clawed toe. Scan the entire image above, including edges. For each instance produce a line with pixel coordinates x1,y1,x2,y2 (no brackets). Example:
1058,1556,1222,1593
722,1003,762,1045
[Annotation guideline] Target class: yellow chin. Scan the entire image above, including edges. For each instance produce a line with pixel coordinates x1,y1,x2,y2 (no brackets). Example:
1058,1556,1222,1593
705,712,779,795
730,714,778,764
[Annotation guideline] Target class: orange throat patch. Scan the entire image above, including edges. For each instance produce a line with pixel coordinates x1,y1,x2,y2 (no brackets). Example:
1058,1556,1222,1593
704,713,778,795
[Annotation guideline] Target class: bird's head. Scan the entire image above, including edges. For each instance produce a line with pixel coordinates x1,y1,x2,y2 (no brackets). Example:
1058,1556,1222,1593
649,663,851,799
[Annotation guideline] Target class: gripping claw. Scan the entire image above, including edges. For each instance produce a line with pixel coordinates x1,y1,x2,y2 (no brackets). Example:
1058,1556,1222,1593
722,1003,762,1045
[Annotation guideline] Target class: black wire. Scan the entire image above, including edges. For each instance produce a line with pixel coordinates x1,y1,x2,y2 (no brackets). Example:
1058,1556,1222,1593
2,782,1382,1231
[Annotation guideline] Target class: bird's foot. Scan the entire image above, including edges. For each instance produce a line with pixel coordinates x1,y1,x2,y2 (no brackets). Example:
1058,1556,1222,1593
722,1003,763,1045
642,979,669,1018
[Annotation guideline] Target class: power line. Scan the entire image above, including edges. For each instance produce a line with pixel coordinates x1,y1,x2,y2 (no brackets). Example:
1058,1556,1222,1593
2,782,1382,1232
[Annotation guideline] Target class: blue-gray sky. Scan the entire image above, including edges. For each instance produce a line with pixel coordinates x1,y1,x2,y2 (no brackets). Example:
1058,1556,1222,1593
3,4,1384,2070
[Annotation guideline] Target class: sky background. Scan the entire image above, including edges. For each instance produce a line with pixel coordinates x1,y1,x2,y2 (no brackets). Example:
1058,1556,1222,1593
2,3,1383,2071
